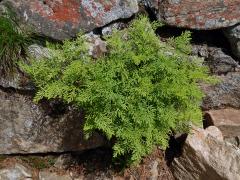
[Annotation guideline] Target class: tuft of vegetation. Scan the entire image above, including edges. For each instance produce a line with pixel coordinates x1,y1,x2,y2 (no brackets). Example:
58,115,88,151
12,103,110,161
22,16,215,165
0,10,31,75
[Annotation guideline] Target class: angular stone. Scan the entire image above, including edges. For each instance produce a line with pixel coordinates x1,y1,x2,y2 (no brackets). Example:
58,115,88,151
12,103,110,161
202,72,240,110
146,0,240,30
205,109,240,138
1,0,138,40
0,89,105,154
224,24,240,59
171,126,240,180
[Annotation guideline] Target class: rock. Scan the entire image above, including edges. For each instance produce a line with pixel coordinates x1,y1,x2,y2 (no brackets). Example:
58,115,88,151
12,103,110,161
205,108,240,139
192,45,239,74
28,44,51,60
39,171,72,180
102,22,128,36
171,126,240,180
0,163,33,180
0,69,33,91
0,89,105,154
85,33,107,59
202,72,240,110
224,24,240,59
1,0,139,40
206,48,239,74
146,0,240,30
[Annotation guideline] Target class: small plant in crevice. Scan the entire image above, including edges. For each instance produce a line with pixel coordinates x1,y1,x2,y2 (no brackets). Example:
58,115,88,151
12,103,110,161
0,10,32,76
22,16,216,165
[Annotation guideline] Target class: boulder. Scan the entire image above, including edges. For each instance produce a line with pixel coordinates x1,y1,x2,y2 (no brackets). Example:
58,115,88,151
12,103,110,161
0,89,105,154
202,72,240,110
1,0,138,40
224,24,240,59
171,126,240,180
146,0,240,30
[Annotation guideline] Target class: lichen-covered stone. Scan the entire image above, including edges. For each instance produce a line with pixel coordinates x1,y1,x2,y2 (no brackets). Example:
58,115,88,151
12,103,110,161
146,0,240,30
1,0,138,40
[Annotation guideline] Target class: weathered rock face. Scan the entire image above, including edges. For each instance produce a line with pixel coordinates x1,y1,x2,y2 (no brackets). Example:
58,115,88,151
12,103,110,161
1,0,138,40
146,0,240,30
171,126,240,180
202,72,240,110
0,89,105,154
0,163,33,180
224,24,240,59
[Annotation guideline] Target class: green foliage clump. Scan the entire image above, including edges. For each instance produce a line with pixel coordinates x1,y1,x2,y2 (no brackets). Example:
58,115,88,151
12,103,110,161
22,16,214,165
0,10,31,75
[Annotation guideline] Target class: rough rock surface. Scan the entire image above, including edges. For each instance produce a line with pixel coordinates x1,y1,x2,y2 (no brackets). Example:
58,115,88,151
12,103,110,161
0,70,33,91
0,163,33,180
224,24,240,59
205,109,240,138
171,126,240,180
1,0,138,40
0,89,105,154
192,46,239,74
146,0,240,30
202,72,240,110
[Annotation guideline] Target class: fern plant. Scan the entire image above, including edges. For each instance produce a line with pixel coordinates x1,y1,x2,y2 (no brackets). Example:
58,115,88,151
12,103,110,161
22,16,215,165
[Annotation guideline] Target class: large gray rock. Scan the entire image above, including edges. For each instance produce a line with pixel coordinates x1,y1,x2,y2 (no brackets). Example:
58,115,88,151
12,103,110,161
1,0,138,40
171,126,240,180
145,0,240,30
224,24,240,59
0,89,105,154
202,72,240,110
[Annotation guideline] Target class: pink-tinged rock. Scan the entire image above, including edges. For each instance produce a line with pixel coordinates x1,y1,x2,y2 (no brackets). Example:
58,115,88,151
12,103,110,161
171,126,240,180
1,0,138,40
205,108,240,138
146,0,240,30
